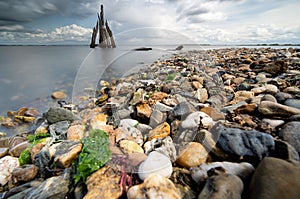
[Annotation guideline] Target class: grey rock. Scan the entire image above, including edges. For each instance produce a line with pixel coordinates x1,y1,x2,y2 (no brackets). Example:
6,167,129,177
249,157,300,199
190,161,255,184
273,139,299,161
171,101,196,119
181,111,214,130
284,98,300,109
46,107,77,124
216,125,275,160
136,123,152,135
25,169,71,199
49,121,70,140
12,164,39,184
138,151,173,180
221,101,247,114
149,109,165,128
144,136,177,162
261,94,277,103
113,109,131,120
288,114,300,122
2,180,42,199
153,102,173,112
198,174,243,199
275,92,293,103
279,121,300,153
258,101,300,117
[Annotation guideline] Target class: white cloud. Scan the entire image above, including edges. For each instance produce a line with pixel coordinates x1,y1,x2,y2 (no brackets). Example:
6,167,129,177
0,24,92,44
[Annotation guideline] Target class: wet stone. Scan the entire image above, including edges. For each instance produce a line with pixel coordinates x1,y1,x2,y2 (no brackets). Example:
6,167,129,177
127,174,180,199
215,124,275,160
279,121,300,153
12,164,39,184
25,169,71,199
138,151,173,181
198,174,243,199
144,136,177,162
46,107,77,124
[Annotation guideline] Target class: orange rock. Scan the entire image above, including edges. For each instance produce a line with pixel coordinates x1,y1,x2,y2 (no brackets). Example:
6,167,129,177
201,107,225,121
148,122,170,141
176,142,207,168
90,113,107,129
150,92,168,101
67,125,86,141
137,103,152,119
51,91,67,99
234,103,257,114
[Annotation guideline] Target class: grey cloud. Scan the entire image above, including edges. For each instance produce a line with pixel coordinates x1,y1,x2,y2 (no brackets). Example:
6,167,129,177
0,0,98,26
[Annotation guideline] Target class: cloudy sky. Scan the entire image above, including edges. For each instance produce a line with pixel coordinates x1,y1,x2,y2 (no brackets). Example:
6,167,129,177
0,0,299,45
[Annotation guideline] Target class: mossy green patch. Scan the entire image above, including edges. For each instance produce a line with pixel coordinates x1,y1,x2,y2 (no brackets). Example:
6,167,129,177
73,129,111,183
165,73,178,82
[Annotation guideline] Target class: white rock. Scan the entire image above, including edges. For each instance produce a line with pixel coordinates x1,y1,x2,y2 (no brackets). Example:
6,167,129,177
181,111,214,129
138,151,173,181
0,156,19,186
190,161,255,184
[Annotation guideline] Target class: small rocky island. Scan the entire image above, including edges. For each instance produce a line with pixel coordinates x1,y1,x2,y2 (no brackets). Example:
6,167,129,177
90,4,116,48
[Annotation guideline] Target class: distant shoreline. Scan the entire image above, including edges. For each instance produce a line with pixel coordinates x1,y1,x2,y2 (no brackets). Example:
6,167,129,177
1,43,300,47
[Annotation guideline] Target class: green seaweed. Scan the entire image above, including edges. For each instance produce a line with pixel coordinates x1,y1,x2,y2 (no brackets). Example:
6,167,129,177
19,149,31,166
27,133,49,143
18,134,49,166
165,73,178,82
73,129,111,183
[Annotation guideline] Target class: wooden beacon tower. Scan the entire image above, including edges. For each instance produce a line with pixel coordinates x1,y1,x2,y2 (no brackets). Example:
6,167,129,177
90,4,116,48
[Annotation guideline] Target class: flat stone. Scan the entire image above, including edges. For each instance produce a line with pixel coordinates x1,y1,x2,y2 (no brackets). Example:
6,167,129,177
49,141,82,168
258,101,300,117
85,166,122,199
67,125,86,141
137,103,152,119
190,161,255,184
9,141,30,157
273,140,299,161
200,107,225,121
279,121,300,153
216,124,275,160
25,169,71,199
196,88,208,103
176,142,207,168
153,102,173,112
261,94,277,103
51,91,67,99
90,113,107,129
0,156,19,186
150,92,168,101
249,157,300,199
148,122,170,141
198,174,243,199
119,140,144,154
171,101,197,119
263,60,288,75
0,148,9,158
127,174,180,199
149,109,165,128
181,111,214,129
275,92,293,103
12,164,39,184
138,151,173,180
144,136,177,162
49,121,70,140
221,101,247,114
284,98,300,109
46,107,77,124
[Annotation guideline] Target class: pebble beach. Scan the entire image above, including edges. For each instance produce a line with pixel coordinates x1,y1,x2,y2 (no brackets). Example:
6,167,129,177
1,47,300,199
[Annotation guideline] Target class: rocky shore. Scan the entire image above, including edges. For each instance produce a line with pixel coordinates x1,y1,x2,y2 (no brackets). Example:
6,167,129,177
1,47,300,199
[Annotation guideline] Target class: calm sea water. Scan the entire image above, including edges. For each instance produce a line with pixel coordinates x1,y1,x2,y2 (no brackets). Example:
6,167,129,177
0,45,179,115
